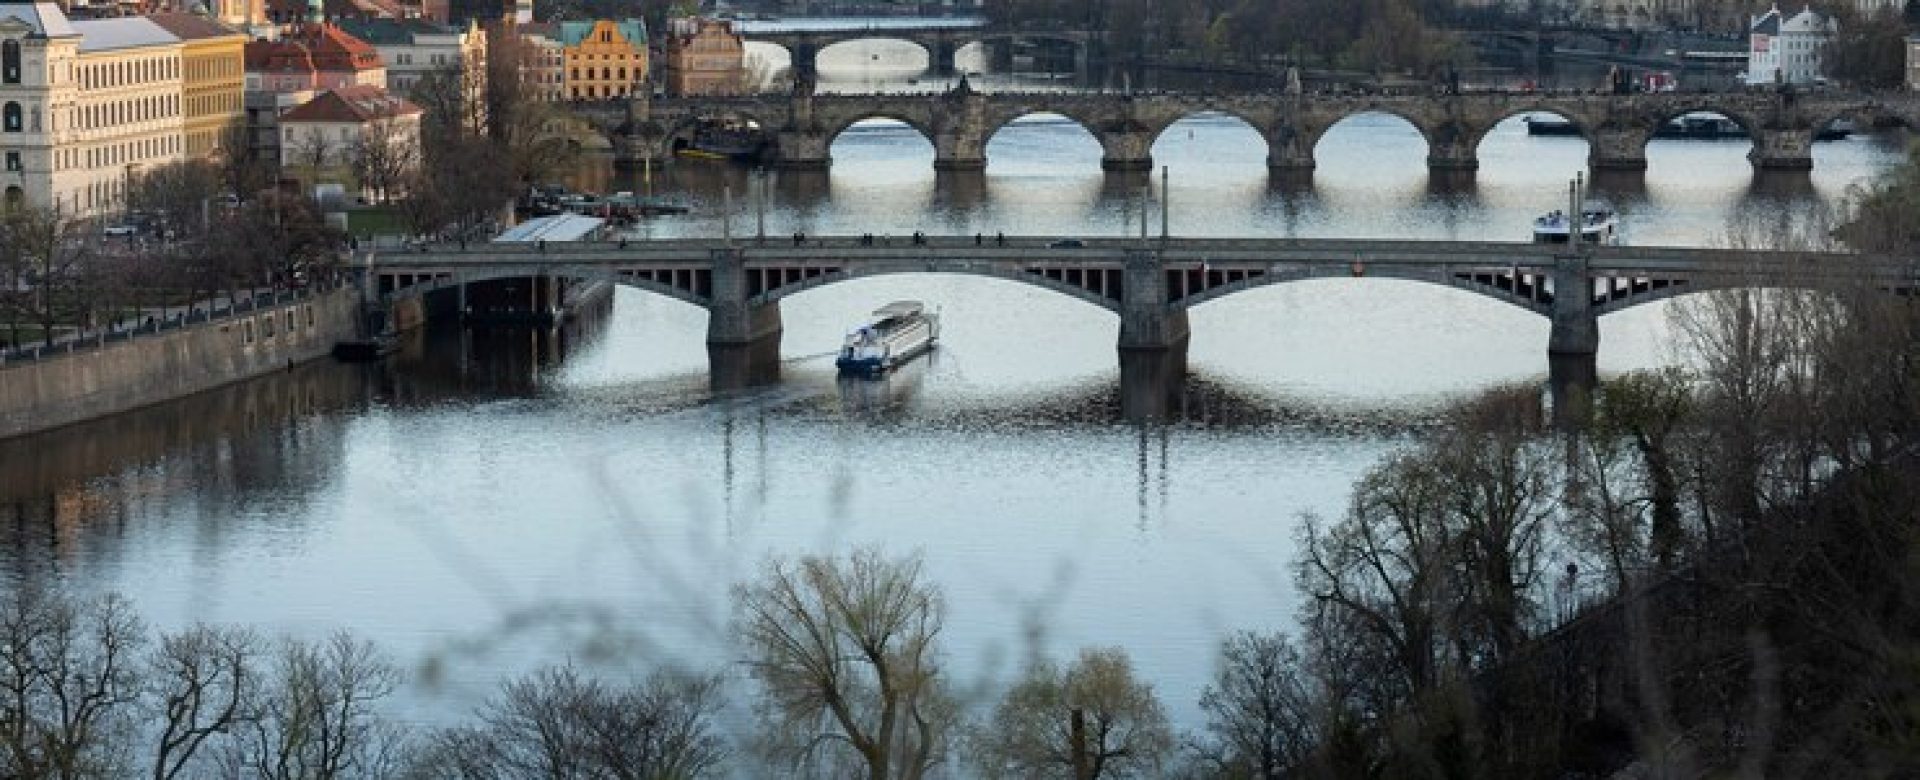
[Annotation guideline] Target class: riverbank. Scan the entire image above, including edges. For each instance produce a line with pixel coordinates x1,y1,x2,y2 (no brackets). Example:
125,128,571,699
0,287,360,440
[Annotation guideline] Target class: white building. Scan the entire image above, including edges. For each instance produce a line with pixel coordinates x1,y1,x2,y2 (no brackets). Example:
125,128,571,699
1745,5,1835,86
1,3,191,216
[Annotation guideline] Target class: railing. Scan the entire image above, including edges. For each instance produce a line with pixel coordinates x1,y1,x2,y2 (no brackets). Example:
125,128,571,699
0,281,344,368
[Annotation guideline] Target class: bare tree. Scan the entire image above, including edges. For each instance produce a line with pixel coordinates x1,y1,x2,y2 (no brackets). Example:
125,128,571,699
147,625,261,780
0,203,96,347
227,632,407,779
0,588,146,779
736,548,954,780
1190,631,1317,779
412,664,729,779
350,117,421,206
973,646,1174,779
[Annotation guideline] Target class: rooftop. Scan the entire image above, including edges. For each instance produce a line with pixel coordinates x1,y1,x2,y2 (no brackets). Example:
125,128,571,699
72,16,179,53
146,11,246,40
494,214,606,243
0,3,78,38
279,83,421,122
333,17,458,46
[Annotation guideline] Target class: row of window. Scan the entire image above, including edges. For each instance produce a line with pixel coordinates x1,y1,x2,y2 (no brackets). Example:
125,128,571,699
240,306,317,346
570,84,640,98
568,67,641,82
1,96,188,136
81,54,180,91
184,54,243,82
187,92,243,117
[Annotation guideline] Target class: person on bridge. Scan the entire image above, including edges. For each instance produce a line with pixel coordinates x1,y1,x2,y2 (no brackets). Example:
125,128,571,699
995,232,1005,246
975,233,983,246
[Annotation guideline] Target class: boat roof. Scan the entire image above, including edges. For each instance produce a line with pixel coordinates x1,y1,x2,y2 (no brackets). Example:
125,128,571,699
493,214,605,243
872,300,924,320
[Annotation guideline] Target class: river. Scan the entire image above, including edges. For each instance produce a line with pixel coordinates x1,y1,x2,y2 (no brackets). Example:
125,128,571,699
0,47,1909,739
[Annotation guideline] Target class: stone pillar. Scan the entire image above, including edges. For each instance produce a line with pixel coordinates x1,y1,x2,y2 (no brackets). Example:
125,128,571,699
792,42,820,84
1749,127,1814,171
1099,130,1154,172
934,89,988,171
1548,254,1598,357
1425,120,1479,172
707,248,783,388
1119,248,1189,351
1265,120,1318,172
1548,352,1598,431
1119,346,1186,423
1588,126,1649,172
773,131,831,171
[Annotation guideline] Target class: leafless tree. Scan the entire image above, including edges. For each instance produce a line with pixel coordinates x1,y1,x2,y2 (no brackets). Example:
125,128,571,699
736,548,954,780
0,588,146,778
225,632,407,780
1189,631,1317,779
146,625,261,780
350,117,421,206
0,202,96,347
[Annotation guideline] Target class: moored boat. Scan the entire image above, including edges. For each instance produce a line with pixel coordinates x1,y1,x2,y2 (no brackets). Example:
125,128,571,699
836,301,939,377
1532,202,1619,245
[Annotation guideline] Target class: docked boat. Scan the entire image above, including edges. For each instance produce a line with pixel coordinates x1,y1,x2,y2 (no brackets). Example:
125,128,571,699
836,301,939,377
1532,202,1619,245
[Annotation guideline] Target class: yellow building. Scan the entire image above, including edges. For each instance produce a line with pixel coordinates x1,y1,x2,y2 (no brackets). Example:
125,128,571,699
558,19,646,101
150,14,246,160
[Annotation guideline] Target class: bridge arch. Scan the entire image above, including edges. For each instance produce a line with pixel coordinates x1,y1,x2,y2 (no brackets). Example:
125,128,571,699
823,112,941,151
1169,265,1554,318
812,36,935,73
1636,102,1765,168
754,264,1123,313
1149,110,1273,173
1311,109,1434,172
982,109,1107,169
381,267,713,311
659,108,778,155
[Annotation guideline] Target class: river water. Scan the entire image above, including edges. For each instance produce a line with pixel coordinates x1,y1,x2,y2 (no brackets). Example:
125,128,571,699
1,47,1909,737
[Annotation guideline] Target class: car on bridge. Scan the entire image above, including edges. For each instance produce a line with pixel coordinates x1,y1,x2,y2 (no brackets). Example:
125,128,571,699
1047,238,1086,249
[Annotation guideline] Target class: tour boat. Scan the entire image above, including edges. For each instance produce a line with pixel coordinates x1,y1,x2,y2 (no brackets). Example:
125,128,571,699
836,301,939,377
1532,203,1619,245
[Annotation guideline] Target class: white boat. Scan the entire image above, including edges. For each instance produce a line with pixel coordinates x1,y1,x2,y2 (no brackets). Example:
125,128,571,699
1532,202,1619,246
836,301,939,377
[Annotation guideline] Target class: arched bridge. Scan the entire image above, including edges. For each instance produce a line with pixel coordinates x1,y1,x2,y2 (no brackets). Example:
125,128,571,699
739,24,1097,79
368,236,1912,373
577,86,1920,174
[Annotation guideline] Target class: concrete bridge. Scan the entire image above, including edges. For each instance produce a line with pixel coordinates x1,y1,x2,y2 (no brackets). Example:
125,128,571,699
364,236,1912,402
739,24,1097,79
577,86,1920,174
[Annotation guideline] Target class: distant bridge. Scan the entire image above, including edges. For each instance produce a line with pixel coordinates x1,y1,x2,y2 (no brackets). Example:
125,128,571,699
577,85,1920,174
367,236,1913,390
737,23,1097,79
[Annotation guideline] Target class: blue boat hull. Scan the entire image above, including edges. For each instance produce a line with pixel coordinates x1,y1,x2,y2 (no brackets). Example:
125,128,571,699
836,341,933,378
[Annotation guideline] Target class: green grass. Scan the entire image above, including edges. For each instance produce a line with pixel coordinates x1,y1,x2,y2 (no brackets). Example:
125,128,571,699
346,207,410,237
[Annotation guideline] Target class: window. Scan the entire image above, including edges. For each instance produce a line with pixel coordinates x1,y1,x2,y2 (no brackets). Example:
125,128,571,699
4,152,17,171
2,40,18,84
2,102,18,132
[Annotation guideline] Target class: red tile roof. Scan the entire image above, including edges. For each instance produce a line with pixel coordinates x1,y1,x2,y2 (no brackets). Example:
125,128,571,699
145,12,246,40
244,23,384,74
279,84,422,123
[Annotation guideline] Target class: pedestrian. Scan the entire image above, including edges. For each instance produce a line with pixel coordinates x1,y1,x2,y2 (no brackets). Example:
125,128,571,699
996,231,1005,246
975,233,982,246
538,239,546,253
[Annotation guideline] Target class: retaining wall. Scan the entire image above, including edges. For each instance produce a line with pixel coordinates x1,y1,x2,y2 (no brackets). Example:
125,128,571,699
0,289,360,440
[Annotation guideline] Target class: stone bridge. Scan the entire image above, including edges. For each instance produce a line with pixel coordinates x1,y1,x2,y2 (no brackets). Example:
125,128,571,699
365,236,1912,397
740,25,1097,78
575,86,1920,174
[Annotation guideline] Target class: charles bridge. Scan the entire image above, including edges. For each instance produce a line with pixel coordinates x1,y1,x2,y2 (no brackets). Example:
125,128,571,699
363,235,1913,412
573,85,1920,175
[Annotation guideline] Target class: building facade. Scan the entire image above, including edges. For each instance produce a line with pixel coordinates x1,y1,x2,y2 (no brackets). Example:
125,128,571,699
1,3,192,216
244,21,385,164
149,13,246,161
558,19,645,100
662,17,742,97
276,82,419,201
333,16,485,132
1745,5,1834,86
513,24,564,101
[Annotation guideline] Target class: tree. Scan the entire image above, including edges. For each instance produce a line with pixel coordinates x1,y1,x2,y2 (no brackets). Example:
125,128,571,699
349,117,421,205
0,203,96,347
1191,631,1317,779
226,632,407,779
414,664,729,779
0,588,146,779
1816,4,1909,88
973,647,1174,779
147,625,261,780
736,548,954,780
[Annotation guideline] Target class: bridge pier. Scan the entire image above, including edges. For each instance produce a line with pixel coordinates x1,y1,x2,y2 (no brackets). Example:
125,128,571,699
1118,248,1189,419
930,38,958,77
1119,347,1187,423
1750,127,1814,171
1265,121,1319,173
773,131,832,171
1548,254,1599,358
1425,121,1479,172
934,130,987,171
707,248,784,389
1589,128,1650,172
1099,130,1155,172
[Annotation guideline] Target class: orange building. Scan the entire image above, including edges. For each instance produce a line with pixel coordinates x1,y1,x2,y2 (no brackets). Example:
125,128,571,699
559,20,646,100
662,17,743,97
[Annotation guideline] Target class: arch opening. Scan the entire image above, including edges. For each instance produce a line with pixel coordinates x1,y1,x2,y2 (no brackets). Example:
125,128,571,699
1150,111,1269,174
1313,111,1430,186
985,111,1101,174
1644,109,1754,176
827,116,937,174
665,111,773,162
812,38,932,80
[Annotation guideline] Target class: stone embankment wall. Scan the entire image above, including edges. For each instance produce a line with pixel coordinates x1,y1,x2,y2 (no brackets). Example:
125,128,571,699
0,289,359,440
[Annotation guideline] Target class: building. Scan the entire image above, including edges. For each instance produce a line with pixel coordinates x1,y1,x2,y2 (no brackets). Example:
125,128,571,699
662,17,742,97
243,17,386,164
333,17,485,131
1909,35,1920,91
513,23,564,101
276,82,419,201
1,3,194,215
556,19,644,100
148,12,246,161
1745,5,1835,86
